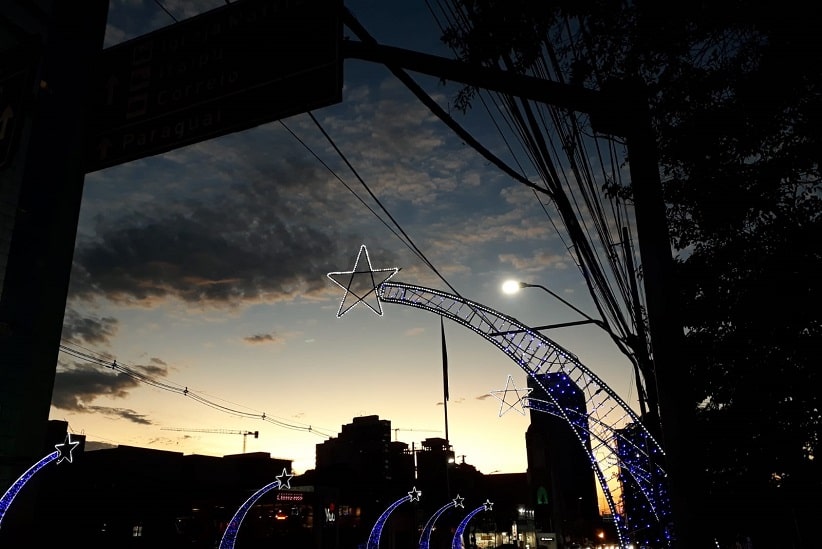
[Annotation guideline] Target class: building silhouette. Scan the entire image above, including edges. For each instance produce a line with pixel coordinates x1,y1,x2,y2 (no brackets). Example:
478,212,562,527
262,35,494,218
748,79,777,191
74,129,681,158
525,372,601,548
313,414,416,548
1,417,564,548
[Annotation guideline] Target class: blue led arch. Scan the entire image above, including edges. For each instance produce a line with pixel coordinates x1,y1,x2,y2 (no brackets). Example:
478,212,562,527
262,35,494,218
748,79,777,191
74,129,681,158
367,487,421,549
0,434,80,531
218,468,293,549
376,281,673,548
451,502,491,549
419,495,463,549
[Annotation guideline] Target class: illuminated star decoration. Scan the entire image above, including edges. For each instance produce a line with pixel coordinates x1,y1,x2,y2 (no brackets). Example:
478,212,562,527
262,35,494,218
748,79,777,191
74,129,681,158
276,468,293,489
489,374,533,416
54,433,80,464
327,245,399,317
219,470,295,549
483,499,494,511
452,494,465,508
368,487,422,549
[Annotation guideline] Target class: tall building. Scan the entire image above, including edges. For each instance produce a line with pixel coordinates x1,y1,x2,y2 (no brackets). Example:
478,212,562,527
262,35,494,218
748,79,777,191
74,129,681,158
314,415,415,549
525,372,601,548
414,436,455,504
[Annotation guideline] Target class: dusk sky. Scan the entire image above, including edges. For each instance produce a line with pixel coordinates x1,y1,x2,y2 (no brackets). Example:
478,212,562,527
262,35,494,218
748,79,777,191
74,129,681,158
51,0,642,478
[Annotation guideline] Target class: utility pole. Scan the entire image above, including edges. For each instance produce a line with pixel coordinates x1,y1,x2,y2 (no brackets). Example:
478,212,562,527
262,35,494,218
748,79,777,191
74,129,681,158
0,0,109,536
601,80,696,547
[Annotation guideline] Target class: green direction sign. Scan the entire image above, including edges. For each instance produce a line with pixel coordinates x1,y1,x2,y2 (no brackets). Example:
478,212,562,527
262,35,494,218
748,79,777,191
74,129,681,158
85,0,342,173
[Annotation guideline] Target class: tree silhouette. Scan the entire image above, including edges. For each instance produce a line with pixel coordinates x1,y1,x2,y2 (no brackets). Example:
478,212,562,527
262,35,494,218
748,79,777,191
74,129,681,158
436,1,821,547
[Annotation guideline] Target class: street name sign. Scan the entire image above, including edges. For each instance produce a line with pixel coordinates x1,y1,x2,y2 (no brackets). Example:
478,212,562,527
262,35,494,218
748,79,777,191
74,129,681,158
85,0,342,173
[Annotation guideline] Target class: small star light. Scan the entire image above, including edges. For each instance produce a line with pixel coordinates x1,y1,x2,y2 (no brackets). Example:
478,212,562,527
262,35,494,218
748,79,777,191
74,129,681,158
490,374,533,416
54,433,80,464
327,245,399,317
408,487,422,502
483,499,494,511
276,468,293,490
453,494,465,508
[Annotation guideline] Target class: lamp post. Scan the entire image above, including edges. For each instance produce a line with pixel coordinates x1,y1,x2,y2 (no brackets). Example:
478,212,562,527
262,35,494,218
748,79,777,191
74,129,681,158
501,279,656,421
502,281,600,327
503,279,674,545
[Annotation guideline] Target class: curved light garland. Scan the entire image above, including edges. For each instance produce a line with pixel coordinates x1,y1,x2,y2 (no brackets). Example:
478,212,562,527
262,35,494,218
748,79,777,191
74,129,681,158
327,247,672,547
450,501,492,549
218,468,293,549
0,434,80,530
419,495,464,549
366,487,421,549
376,281,672,548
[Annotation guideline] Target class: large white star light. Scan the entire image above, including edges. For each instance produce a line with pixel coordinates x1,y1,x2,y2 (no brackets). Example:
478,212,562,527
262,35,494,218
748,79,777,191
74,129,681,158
54,433,80,464
489,374,533,417
327,245,399,317
276,468,293,489
408,487,422,502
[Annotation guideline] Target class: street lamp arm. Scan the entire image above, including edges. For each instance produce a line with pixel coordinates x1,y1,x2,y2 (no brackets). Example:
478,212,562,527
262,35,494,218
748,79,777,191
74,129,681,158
518,282,606,328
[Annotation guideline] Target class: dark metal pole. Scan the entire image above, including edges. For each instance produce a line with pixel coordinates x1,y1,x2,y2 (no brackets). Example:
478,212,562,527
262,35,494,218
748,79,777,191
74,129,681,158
0,0,109,535
605,80,697,548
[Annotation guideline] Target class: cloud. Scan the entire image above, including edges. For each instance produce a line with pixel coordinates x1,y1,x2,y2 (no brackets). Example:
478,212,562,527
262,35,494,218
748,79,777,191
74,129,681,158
86,405,153,425
498,251,570,272
52,363,139,410
244,333,281,344
85,440,118,451
69,163,344,307
52,359,171,425
61,309,119,345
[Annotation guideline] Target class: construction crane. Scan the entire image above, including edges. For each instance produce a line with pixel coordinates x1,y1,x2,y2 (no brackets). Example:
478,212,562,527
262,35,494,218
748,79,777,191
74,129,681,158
161,428,259,453
392,428,439,442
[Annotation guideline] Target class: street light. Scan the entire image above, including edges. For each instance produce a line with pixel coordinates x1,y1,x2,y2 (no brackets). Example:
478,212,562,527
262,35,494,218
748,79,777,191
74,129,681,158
501,280,613,334
501,279,658,423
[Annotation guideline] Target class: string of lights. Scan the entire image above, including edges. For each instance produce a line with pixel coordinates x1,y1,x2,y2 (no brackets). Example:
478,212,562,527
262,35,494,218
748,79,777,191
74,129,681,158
58,342,334,438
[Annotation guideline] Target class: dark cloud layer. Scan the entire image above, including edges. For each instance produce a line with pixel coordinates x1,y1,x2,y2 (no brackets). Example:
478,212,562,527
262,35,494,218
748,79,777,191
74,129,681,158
52,364,139,410
61,308,119,345
69,151,367,307
52,360,169,425
244,333,279,344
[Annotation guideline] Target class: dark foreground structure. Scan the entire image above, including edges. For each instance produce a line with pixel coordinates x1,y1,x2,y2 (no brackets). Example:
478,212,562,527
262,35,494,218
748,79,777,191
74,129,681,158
0,418,618,549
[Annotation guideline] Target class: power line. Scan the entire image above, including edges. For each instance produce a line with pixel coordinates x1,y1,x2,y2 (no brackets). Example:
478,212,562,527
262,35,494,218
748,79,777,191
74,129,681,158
58,342,334,438
151,0,178,23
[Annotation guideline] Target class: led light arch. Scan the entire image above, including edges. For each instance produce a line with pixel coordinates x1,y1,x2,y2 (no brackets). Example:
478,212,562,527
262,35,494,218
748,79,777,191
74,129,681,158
218,468,293,549
451,501,492,549
419,495,464,549
327,246,673,548
0,434,80,531
376,281,672,548
367,487,421,549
